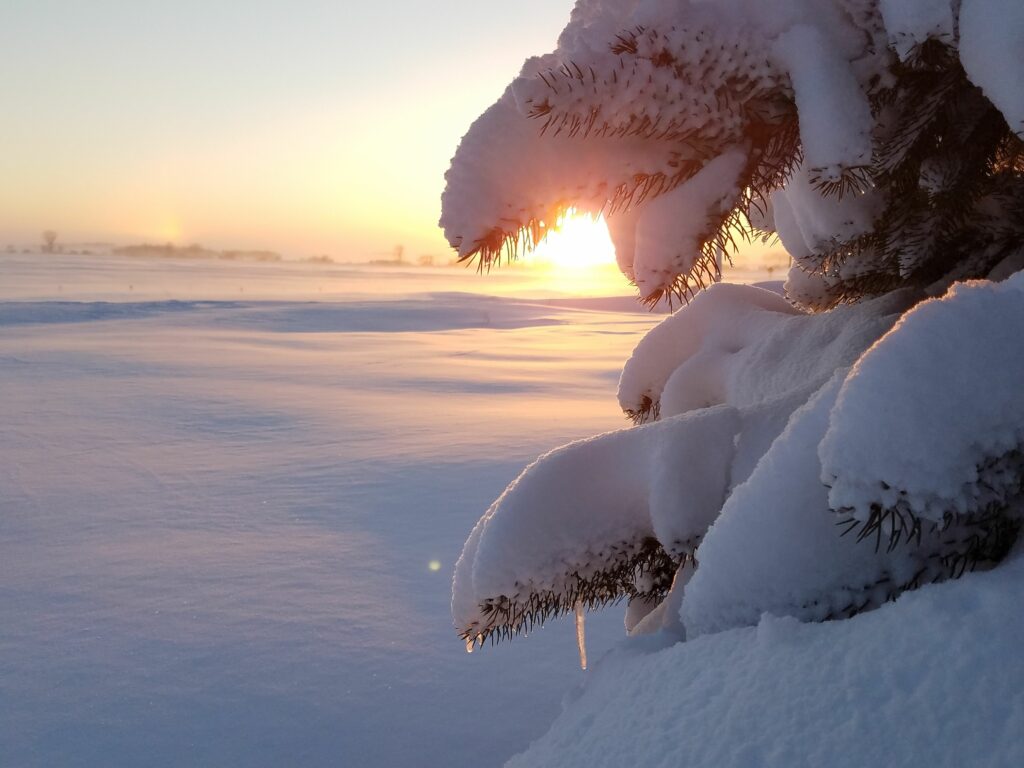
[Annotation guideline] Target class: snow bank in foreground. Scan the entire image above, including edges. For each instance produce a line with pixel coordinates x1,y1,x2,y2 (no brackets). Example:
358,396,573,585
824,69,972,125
508,551,1024,768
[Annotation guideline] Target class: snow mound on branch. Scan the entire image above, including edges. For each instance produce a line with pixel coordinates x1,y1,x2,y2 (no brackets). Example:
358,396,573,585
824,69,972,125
507,551,1024,768
452,406,740,644
681,374,895,637
771,163,884,255
822,271,1024,524
617,282,907,421
617,283,798,420
680,277,1024,639
880,0,956,60
631,149,748,301
771,161,890,309
440,89,663,260
772,24,873,178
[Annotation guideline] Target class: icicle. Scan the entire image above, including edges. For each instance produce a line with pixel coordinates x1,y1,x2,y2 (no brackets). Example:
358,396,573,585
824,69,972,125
574,601,588,671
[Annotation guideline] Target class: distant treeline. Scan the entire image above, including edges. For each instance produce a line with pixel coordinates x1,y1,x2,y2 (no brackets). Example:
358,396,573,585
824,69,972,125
114,243,282,262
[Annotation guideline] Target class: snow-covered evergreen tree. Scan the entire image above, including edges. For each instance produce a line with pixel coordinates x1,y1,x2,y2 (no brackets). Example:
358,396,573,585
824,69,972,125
442,0,1024,650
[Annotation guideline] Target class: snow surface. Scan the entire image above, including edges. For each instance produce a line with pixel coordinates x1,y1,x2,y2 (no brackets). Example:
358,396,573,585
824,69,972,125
0,252,675,768
509,550,1024,768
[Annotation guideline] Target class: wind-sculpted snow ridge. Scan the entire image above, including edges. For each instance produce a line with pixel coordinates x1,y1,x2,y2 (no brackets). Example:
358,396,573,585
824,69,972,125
0,300,246,326
441,0,1024,308
453,277,1024,645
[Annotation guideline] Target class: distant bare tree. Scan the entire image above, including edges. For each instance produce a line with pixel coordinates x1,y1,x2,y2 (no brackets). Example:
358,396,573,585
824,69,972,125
42,230,57,254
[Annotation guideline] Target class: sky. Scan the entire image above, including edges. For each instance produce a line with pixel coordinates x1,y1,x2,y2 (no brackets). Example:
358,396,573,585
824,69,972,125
0,1,572,260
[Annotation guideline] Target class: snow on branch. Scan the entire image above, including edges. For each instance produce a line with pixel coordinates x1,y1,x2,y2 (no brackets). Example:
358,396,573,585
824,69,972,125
453,276,1024,649
441,0,1024,308
821,272,1024,551
617,283,798,422
453,285,913,647
453,406,740,648
617,283,906,424
682,270,1024,638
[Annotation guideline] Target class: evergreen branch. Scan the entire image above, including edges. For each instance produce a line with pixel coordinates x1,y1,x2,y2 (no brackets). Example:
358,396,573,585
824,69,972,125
461,536,690,648
809,165,873,199
450,14,1024,310
624,394,660,425
833,448,1024,560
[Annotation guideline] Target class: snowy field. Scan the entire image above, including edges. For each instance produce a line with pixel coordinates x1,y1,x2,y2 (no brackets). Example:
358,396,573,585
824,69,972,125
0,252,679,767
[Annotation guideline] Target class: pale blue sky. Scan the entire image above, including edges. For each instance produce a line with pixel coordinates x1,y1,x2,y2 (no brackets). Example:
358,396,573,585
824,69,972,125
0,1,570,258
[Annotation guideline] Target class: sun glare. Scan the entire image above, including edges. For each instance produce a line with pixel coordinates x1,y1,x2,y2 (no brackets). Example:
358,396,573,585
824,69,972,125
530,209,618,270
154,215,184,243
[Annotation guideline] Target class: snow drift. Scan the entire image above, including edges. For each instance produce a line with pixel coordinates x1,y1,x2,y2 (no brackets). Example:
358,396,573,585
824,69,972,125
508,551,1024,768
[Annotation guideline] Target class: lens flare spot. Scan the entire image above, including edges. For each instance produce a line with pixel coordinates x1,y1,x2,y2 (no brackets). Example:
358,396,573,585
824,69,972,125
428,559,442,572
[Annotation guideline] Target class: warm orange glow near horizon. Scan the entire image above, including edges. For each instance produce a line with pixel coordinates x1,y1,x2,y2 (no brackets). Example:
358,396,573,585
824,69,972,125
0,4,578,261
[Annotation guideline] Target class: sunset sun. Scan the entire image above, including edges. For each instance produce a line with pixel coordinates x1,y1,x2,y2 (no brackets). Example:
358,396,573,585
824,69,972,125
530,209,617,270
